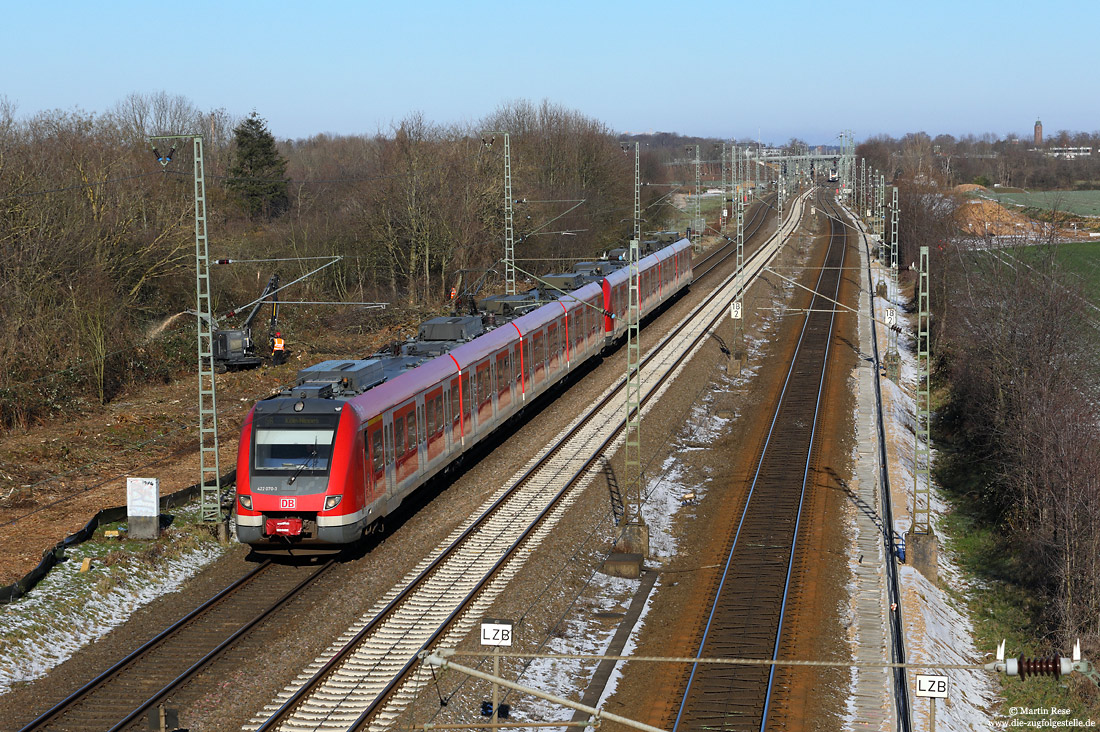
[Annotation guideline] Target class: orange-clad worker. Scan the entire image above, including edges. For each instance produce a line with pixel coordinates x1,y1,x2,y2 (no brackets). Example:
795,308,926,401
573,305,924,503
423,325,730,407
272,332,286,365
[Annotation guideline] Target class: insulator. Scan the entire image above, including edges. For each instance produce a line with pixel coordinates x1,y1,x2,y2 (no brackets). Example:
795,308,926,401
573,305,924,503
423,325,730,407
1017,655,1062,678
215,259,233,265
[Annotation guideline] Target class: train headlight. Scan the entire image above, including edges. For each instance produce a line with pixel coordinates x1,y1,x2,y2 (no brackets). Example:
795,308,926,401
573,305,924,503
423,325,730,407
238,494,253,511
324,495,343,511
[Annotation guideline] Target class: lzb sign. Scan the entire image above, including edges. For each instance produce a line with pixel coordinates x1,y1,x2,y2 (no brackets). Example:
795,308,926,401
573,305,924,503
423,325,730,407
480,618,513,647
915,674,948,698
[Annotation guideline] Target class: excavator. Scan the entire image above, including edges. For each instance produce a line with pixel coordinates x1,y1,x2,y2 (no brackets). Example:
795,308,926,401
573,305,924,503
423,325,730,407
213,274,280,372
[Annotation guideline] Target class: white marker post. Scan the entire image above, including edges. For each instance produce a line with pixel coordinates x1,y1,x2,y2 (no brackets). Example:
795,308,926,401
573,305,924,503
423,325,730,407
480,618,513,724
915,674,948,731
126,477,160,540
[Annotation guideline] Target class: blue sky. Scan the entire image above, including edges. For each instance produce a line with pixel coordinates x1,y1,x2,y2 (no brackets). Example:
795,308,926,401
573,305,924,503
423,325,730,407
3,0,1095,145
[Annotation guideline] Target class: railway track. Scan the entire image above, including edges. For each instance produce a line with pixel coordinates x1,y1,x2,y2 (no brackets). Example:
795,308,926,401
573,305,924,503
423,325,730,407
671,191,849,732
14,192,782,732
17,560,333,732
245,191,812,732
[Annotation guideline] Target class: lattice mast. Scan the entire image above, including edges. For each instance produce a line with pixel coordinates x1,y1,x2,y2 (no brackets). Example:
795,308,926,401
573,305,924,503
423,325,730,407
151,134,223,524
624,142,643,528
889,186,900,357
693,144,701,250
504,132,516,296
914,246,932,533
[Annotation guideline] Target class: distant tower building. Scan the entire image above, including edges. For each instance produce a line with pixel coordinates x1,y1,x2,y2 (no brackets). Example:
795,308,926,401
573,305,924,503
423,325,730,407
1034,118,1043,146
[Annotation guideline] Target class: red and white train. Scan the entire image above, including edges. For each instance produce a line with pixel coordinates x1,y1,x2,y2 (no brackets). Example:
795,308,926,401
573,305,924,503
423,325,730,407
235,239,693,546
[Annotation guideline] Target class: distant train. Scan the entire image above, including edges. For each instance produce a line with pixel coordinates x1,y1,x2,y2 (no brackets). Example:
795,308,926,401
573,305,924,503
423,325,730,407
827,168,839,183
234,239,693,546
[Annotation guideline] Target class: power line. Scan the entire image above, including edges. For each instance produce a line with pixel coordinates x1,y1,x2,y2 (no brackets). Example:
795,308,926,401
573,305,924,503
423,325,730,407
0,171,169,201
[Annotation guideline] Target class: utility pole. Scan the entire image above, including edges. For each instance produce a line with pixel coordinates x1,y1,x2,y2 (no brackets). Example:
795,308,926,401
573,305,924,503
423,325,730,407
860,158,866,217
877,172,886,253
623,141,647,560
720,143,727,218
632,142,641,242
693,144,701,250
777,164,784,225
734,183,746,371
150,134,222,527
907,244,938,580
503,132,516,296
884,186,901,380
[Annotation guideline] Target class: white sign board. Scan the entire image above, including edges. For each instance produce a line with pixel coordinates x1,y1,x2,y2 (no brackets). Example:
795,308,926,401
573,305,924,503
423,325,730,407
915,674,949,698
126,477,159,517
480,620,513,647
730,301,743,320
885,308,897,327
722,208,728,219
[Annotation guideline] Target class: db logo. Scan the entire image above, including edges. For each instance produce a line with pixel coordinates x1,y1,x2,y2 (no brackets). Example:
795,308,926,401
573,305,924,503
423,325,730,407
279,497,296,510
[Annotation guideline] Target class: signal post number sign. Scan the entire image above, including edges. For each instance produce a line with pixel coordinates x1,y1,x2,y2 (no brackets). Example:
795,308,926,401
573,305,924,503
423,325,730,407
480,619,513,647
915,674,948,698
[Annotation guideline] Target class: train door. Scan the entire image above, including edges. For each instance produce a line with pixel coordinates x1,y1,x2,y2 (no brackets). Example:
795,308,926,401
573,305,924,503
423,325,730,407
496,349,512,414
547,322,559,375
443,385,453,452
512,343,522,403
366,416,385,502
475,360,492,429
383,412,396,495
589,296,599,348
522,338,531,397
532,330,545,386
393,401,418,485
450,374,468,447
565,311,575,366
416,397,427,474
425,387,444,464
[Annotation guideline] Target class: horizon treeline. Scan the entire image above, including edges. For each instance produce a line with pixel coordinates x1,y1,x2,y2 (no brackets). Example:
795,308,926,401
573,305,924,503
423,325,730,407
0,93,727,429
858,130,1100,190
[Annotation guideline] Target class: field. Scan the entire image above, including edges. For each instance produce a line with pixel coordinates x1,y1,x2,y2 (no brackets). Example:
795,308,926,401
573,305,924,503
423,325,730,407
984,189,1100,217
1014,240,1100,304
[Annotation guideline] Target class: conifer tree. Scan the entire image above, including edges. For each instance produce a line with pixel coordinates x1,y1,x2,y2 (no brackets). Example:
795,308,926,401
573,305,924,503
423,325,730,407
226,112,289,218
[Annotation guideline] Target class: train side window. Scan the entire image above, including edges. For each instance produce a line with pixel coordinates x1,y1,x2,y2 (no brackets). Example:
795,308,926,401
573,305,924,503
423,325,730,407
434,395,444,434
417,405,425,443
426,400,436,436
407,410,417,448
395,416,406,456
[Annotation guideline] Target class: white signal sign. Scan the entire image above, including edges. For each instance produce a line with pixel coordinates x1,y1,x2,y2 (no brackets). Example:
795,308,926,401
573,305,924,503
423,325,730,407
915,674,948,698
730,301,743,320
480,619,513,647
885,308,896,327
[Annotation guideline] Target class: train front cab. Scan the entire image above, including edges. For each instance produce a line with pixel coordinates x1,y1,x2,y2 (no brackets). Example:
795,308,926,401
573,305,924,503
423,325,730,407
236,401,370,546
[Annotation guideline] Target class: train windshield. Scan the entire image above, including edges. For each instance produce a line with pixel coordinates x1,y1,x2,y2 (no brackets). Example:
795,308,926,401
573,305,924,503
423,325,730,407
252,412,340,473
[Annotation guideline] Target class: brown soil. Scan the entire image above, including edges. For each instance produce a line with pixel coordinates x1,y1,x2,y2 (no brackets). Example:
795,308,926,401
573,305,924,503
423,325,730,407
0,198,858,731
0,317,424,586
